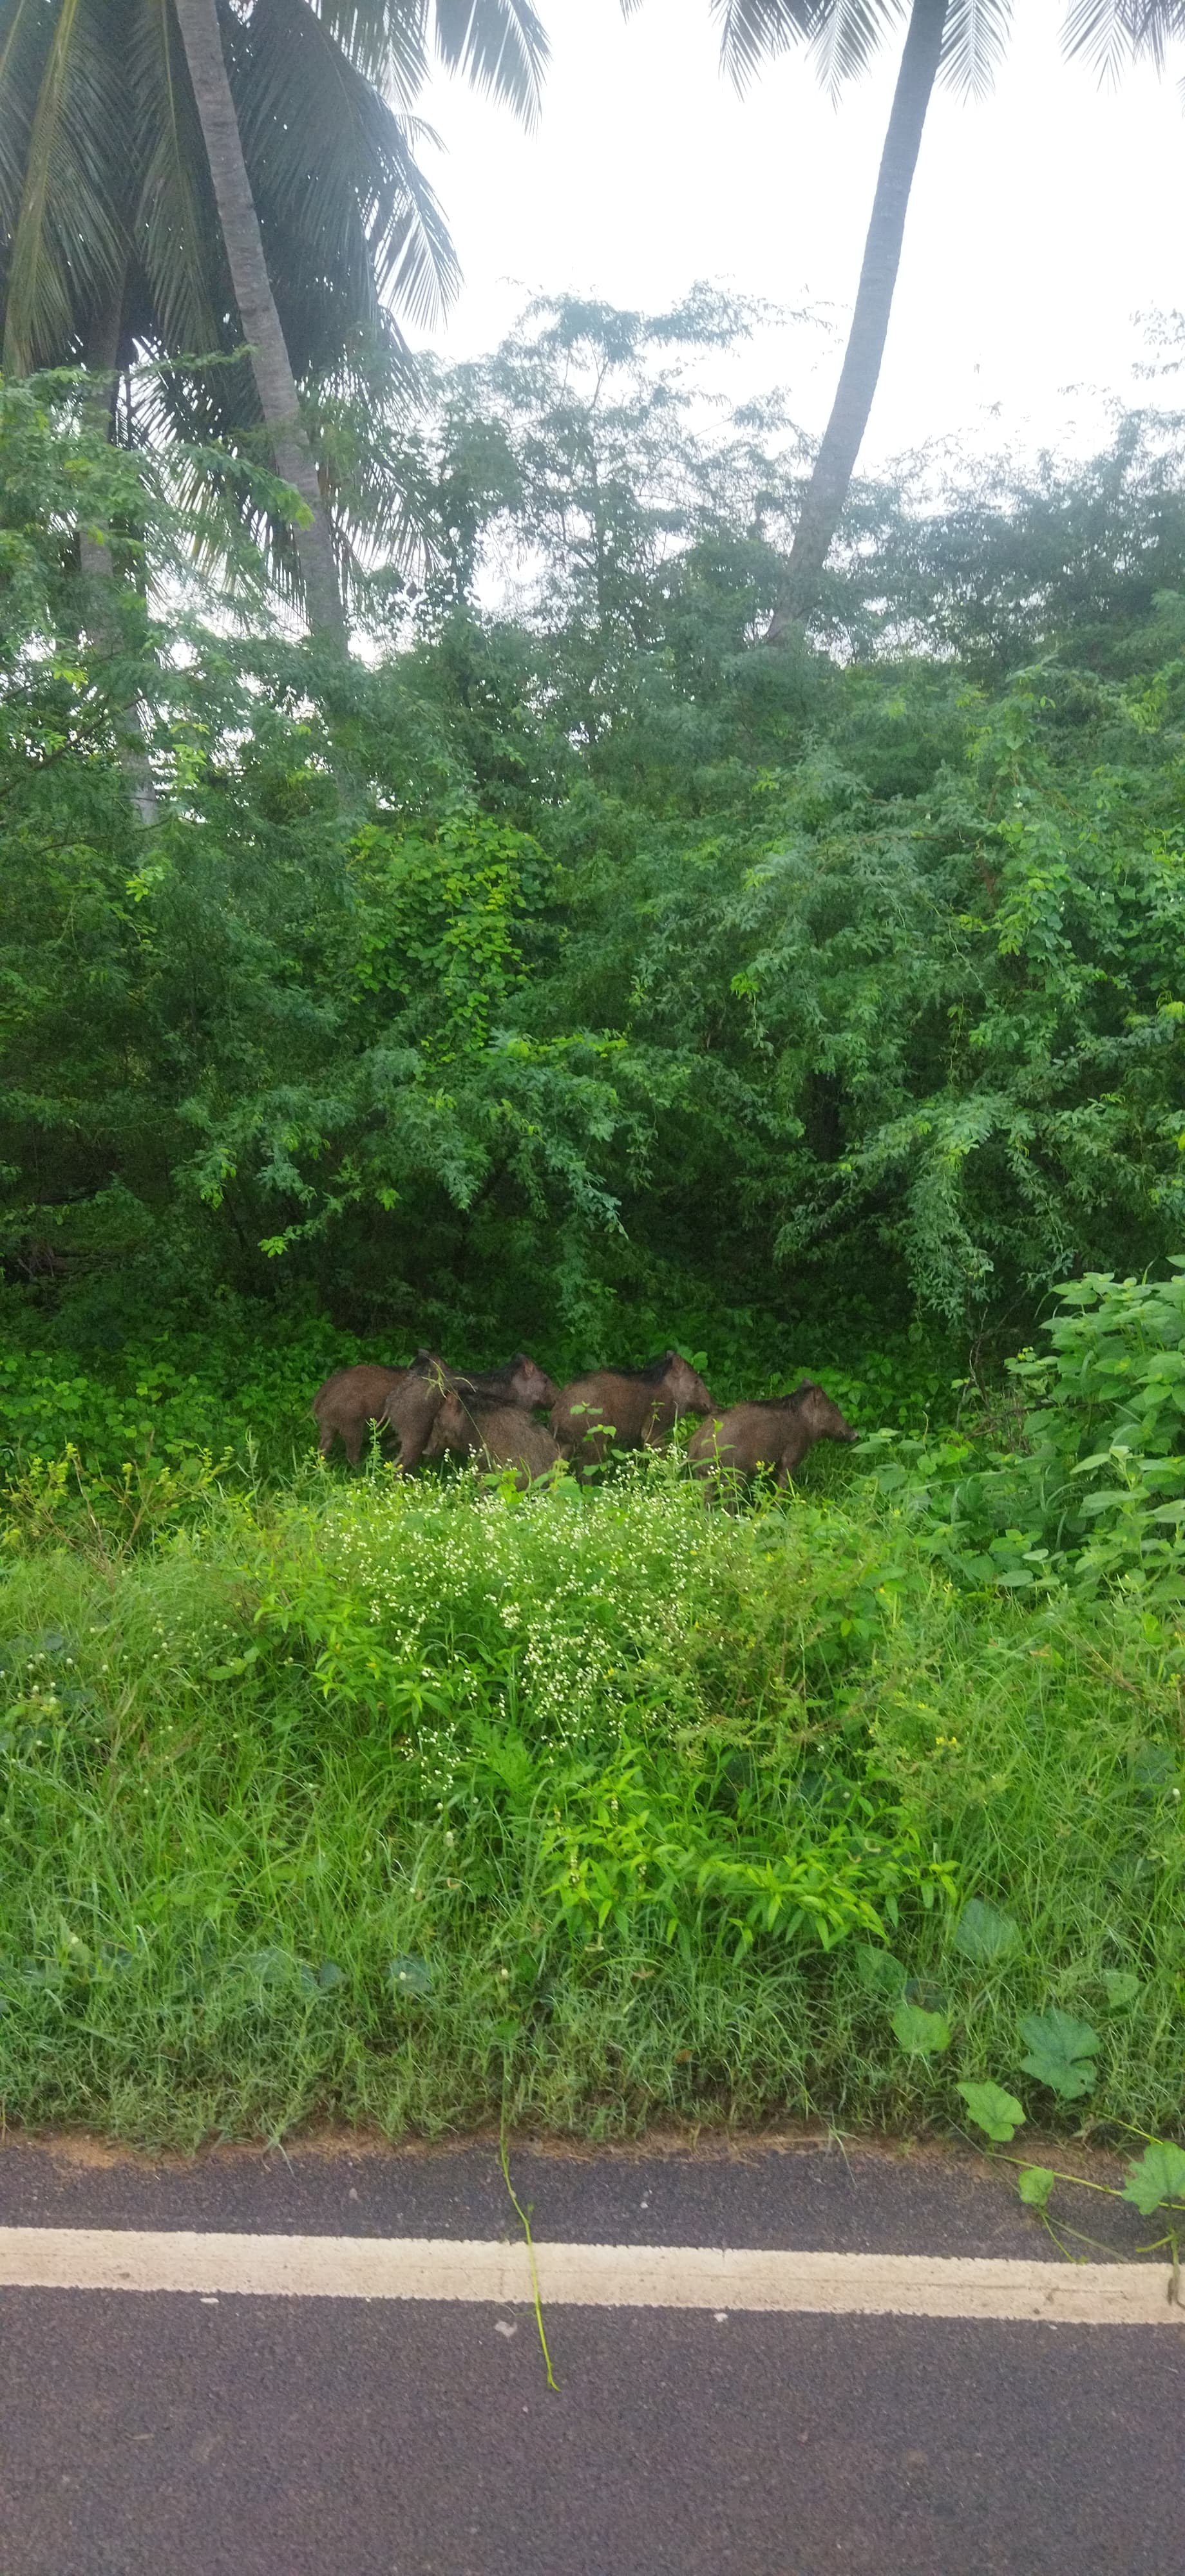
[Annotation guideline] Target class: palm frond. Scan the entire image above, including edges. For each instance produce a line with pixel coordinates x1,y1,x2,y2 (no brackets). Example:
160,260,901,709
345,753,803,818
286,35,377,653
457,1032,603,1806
940,0,1012,97
370,111,460,323
430,0,548,125
808,0,905,97
3,0,130,372
131,0,225,355
710,0,818,91
1063,0,1185,78
0,0,52,247
236,0,460,351
301,0,431,104
305,360,438,604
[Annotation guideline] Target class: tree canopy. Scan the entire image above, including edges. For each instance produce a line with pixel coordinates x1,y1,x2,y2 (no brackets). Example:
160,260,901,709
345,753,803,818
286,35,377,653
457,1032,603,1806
3,303,1184,1381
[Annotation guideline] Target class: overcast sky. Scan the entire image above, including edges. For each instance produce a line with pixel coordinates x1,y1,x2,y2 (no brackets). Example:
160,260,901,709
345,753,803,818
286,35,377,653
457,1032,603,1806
415,0,1185,466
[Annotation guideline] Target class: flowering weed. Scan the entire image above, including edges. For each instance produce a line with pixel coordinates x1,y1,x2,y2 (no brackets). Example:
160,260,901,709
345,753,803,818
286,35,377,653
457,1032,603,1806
0,1455,1179,2145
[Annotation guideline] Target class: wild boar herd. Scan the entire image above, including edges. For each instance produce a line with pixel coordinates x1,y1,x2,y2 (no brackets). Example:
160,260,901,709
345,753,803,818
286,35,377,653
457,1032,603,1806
312,1347,858,1495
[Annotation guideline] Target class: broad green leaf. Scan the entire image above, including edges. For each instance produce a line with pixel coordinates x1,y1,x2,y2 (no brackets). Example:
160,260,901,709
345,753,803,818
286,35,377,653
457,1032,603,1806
904,1976,947,2013
1121,2142,1185,2217
1018,2165,1057,2209
953,1899,1021,1966
957,2080,1025,2143
891,2003,951,2056
1017,2007,1100,2100
1101,1969,1139,2012
853,1942,907,1999
1130,1744,1177,1791
387,1953,432,1998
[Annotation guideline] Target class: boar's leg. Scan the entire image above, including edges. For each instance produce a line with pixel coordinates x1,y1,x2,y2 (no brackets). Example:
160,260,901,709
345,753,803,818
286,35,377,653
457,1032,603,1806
774,1426,815,1490
694,1441,746,1510
569,1411,614,1477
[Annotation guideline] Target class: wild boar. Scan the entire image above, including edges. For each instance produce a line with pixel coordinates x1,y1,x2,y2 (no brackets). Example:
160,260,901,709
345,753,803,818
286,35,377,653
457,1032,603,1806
551,1349,717,1471
459,1354,559,1412
381,1354,462,1470
314,1349,448,1468
688,1380,857,1494
313,1353,428,1467
382,1350,556,1472
424,1390,564,1484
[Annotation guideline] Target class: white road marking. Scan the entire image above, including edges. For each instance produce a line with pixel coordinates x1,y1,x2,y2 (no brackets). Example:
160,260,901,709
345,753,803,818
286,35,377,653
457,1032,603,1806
0,2230,1178,2324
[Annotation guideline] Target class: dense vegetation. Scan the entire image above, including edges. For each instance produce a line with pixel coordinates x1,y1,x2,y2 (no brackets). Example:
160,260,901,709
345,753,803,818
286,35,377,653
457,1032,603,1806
1,298,1184,2145
7,303,1185,1403
3,1457,1182,2145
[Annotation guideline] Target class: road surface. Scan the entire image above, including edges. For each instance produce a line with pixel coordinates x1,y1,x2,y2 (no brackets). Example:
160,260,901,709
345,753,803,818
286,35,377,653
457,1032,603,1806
0,2134,1179,2576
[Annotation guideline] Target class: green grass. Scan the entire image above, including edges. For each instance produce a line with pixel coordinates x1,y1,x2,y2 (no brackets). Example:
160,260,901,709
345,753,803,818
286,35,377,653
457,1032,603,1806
0,1450,1181,2149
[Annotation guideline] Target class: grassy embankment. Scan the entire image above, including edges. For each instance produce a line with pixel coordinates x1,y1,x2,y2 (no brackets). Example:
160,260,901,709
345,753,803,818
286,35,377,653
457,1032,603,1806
0,1442,1181,2150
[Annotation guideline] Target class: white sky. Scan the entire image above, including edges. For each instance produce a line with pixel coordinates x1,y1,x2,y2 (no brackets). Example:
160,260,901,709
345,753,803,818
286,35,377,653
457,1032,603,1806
415,0,1185,467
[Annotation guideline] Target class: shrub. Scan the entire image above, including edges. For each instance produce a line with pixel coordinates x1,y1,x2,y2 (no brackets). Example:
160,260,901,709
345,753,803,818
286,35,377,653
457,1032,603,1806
867,1262,1185,1598
0,1457,1179,2143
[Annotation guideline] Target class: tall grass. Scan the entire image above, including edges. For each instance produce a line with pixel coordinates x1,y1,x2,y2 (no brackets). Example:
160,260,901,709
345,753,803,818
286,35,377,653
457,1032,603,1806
0,1454,1180,2146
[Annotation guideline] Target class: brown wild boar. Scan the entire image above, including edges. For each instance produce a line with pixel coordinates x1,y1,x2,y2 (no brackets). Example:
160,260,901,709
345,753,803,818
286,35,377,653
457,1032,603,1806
381,1356,462,1470
424,1391,563,1484
551,1349,717,1471
379,1351,556,1474
461,1354,559,1412
313,1355,420,1467
313,1349,445,1468
688,1380,857,1493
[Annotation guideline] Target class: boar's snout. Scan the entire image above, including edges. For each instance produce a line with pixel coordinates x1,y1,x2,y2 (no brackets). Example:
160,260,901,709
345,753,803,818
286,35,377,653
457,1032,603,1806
797,1379,857,1443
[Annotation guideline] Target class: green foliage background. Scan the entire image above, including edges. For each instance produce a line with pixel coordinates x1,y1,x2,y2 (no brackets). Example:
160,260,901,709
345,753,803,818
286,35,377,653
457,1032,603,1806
5,301,1185,1463
2,307,1185,2144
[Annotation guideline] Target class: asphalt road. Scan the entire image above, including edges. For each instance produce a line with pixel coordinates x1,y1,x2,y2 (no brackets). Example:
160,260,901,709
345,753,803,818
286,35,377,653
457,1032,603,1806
0,2137,1180,2576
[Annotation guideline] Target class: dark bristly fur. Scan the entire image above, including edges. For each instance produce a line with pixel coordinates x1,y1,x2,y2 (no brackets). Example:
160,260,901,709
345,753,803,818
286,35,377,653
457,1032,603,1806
460,1355,559,1412
312,1349,439,1468
689,1379,857,1495
424,1390,563,1484
551,1349,717,1473
316,1351,558,1470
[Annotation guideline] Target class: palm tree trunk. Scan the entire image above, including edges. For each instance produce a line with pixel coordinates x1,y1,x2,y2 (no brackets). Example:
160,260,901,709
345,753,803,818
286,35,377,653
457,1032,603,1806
171,0,349,656
768,0,948,638
81,282,158,825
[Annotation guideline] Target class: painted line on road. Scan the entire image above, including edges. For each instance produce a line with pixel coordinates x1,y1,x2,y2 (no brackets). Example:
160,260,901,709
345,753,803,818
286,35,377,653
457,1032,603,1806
0,2230,1178,2324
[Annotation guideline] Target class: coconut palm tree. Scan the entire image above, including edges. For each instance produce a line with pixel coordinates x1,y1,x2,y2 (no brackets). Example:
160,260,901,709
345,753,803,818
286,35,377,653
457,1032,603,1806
704,0,1184,632
0,0,547,647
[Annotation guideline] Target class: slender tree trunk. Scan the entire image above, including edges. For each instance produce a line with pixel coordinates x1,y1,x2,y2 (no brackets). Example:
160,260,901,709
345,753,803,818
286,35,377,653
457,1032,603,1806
79,298,122,450
171,0,349,656
80,284,159,825
768,0,948,638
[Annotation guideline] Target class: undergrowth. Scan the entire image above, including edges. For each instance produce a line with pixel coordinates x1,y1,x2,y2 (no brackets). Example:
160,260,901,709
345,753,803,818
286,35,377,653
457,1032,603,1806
0,1452,1180,2148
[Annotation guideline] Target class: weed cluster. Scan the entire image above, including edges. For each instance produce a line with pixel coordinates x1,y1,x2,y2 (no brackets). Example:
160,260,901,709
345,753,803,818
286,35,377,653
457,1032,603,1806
867,1265,1185,1598
0,1451,1180,2146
